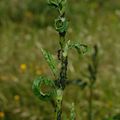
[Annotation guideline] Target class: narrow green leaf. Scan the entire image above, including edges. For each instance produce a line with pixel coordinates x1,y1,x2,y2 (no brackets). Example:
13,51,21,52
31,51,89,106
41,48,58,77
48,0,58,8
59,0,67,15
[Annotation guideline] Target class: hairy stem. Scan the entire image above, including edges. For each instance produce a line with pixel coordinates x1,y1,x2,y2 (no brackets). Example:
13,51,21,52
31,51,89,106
59,34,68,89
55,32,68,120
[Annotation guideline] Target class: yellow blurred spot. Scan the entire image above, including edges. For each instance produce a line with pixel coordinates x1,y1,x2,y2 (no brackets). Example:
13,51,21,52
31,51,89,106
14,95,20,101
36,69,43,75
20,64,27,72
0,112,5,118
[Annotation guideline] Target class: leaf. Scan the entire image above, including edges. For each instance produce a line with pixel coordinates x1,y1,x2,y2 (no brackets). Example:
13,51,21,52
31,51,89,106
62,41,88,57
69,42,88,55
48,0,58,8
32,76,56,101
55,17,68,33
41,48,58,77
59,0,67,15
48,0,67,15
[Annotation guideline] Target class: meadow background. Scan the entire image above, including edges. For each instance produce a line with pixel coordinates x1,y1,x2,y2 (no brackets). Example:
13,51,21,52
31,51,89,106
0,0,120,120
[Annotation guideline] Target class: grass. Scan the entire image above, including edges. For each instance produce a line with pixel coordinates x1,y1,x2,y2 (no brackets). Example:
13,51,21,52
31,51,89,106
0,0,120,120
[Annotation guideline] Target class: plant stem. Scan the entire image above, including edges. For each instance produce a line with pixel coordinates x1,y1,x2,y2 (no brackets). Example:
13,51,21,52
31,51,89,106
55,32,68,120
88,81,93,120
55,89,63,120
59,34,68,89
88,45,98,120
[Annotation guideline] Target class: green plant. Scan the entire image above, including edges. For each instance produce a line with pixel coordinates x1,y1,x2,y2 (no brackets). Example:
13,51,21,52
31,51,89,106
32,0,87,119
66,45,98,120
87,45,98,120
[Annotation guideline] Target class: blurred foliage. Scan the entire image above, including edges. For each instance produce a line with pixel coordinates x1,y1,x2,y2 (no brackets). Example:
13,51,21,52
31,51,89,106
0,0,120,120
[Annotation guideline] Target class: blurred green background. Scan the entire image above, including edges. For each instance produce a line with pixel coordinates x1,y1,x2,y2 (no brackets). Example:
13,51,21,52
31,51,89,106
0,0,120,120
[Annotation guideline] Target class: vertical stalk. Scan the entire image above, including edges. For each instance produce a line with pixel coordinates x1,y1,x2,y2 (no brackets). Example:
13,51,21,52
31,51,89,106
87,45,98,120
88,81,93,120
48,1,69,119
59,33,68,89
55,32,68,120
